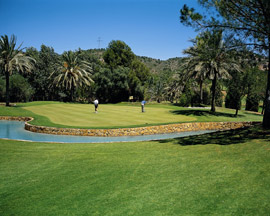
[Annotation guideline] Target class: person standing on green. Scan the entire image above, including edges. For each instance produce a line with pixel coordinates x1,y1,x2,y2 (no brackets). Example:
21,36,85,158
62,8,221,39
141,100,146,112
94,99,99,113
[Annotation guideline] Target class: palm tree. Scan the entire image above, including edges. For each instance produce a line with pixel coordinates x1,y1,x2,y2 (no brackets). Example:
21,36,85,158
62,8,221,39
148,77,166,103
0,35,35,106
183,30,241,112
51,51,93,101
165,72,187,103
182,53,208,104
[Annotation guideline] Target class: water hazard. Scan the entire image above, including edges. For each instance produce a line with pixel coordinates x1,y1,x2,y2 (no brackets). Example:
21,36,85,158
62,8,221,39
0,120,216,143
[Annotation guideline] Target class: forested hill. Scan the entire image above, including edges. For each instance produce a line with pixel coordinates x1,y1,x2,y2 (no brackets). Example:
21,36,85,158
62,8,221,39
137,56,184,74
82,48,105,59
84,48,184,74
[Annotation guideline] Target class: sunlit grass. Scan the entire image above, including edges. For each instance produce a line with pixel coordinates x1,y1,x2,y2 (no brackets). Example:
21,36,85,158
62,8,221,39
22,103,195,128
0,101,263,128
0,125,269,215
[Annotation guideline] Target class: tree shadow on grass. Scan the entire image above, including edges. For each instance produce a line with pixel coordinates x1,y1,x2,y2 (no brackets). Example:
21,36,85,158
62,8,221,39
157,124,270,146
242,111,263,117
170,109,245,118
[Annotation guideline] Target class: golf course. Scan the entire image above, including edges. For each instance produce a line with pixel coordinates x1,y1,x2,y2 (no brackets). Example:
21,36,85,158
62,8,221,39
1,102,270,215
2,0,270,213
0,101,264,128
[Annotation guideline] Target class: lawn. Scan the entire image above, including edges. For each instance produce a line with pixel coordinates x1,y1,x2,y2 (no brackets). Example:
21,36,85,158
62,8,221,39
0,125,270,215
0,101,263,128
0,102,269,215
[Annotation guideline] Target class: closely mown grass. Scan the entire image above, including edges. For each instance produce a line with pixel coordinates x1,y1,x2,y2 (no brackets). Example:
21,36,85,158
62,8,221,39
0,125,270,215
0,101,263,129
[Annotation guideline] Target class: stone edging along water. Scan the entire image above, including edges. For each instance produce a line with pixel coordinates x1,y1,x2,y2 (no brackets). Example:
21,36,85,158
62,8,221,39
0,116,260,137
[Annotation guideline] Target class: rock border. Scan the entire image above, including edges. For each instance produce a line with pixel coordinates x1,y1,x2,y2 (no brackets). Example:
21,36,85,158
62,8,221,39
0,116,260,137
0,116,33,122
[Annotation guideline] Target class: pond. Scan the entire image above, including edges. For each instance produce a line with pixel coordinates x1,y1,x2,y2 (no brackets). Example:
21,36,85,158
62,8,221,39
0,120,216,143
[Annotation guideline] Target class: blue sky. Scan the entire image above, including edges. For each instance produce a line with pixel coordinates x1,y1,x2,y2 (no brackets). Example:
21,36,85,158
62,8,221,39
0,0,202,60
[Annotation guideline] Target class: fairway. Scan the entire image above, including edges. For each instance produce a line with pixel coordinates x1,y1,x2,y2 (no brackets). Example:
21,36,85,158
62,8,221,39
23,103,196,127
0,126,270,215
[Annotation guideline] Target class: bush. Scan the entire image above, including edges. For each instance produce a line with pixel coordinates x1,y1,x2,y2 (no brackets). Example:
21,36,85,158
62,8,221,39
202,88,211,105
225,92,241,110
246,93,259,112
178,81,194,107
191,93,201,106
178,93,190,107
244,67,266,112
215,83,223,107
190,87,211,106
9,74,34,102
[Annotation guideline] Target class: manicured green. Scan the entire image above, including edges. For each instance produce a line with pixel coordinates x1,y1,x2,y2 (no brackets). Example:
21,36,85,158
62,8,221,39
22,102,196,128
0,101,263,129
1,126,270,215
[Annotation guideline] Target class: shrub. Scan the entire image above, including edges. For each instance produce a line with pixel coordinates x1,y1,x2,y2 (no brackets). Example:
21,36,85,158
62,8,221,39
215,83,223,107
178,93,190,107
225,92,241,110
9,74,34,102
202,88,211,105
246,93,259,112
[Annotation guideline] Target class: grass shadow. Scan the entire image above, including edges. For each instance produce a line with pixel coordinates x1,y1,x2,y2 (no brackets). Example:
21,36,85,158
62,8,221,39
170,109,245,118
157,124,270,146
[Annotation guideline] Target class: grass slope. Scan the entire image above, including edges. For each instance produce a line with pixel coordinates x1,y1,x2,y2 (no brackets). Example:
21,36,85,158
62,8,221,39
0,126,270,215
1,101,263,128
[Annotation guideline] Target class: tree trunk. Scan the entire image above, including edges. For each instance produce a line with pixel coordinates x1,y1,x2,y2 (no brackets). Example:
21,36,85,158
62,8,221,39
5,71,10,107
211,73,217,112
235,108,239,117
262,49,270,128
199,80,203,104
261,97,265,115
70,86,74,102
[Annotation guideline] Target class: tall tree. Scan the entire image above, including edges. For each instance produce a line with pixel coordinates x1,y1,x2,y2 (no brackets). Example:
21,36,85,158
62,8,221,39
182,39,209,104
148,75,168,103
166,76,186,103
0,35,35,106
93,67,130,103
245,67,267,112
101,40,150,102
26,45,60,101
180,0,270,127
51,51,93,101
103,40,135,70
225,70,246,116
183,30,241,112
128,59,151,100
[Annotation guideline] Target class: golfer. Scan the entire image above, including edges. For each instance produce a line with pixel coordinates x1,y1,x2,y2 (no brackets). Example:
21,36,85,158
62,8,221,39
94,99,99,113
141,100,146,112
